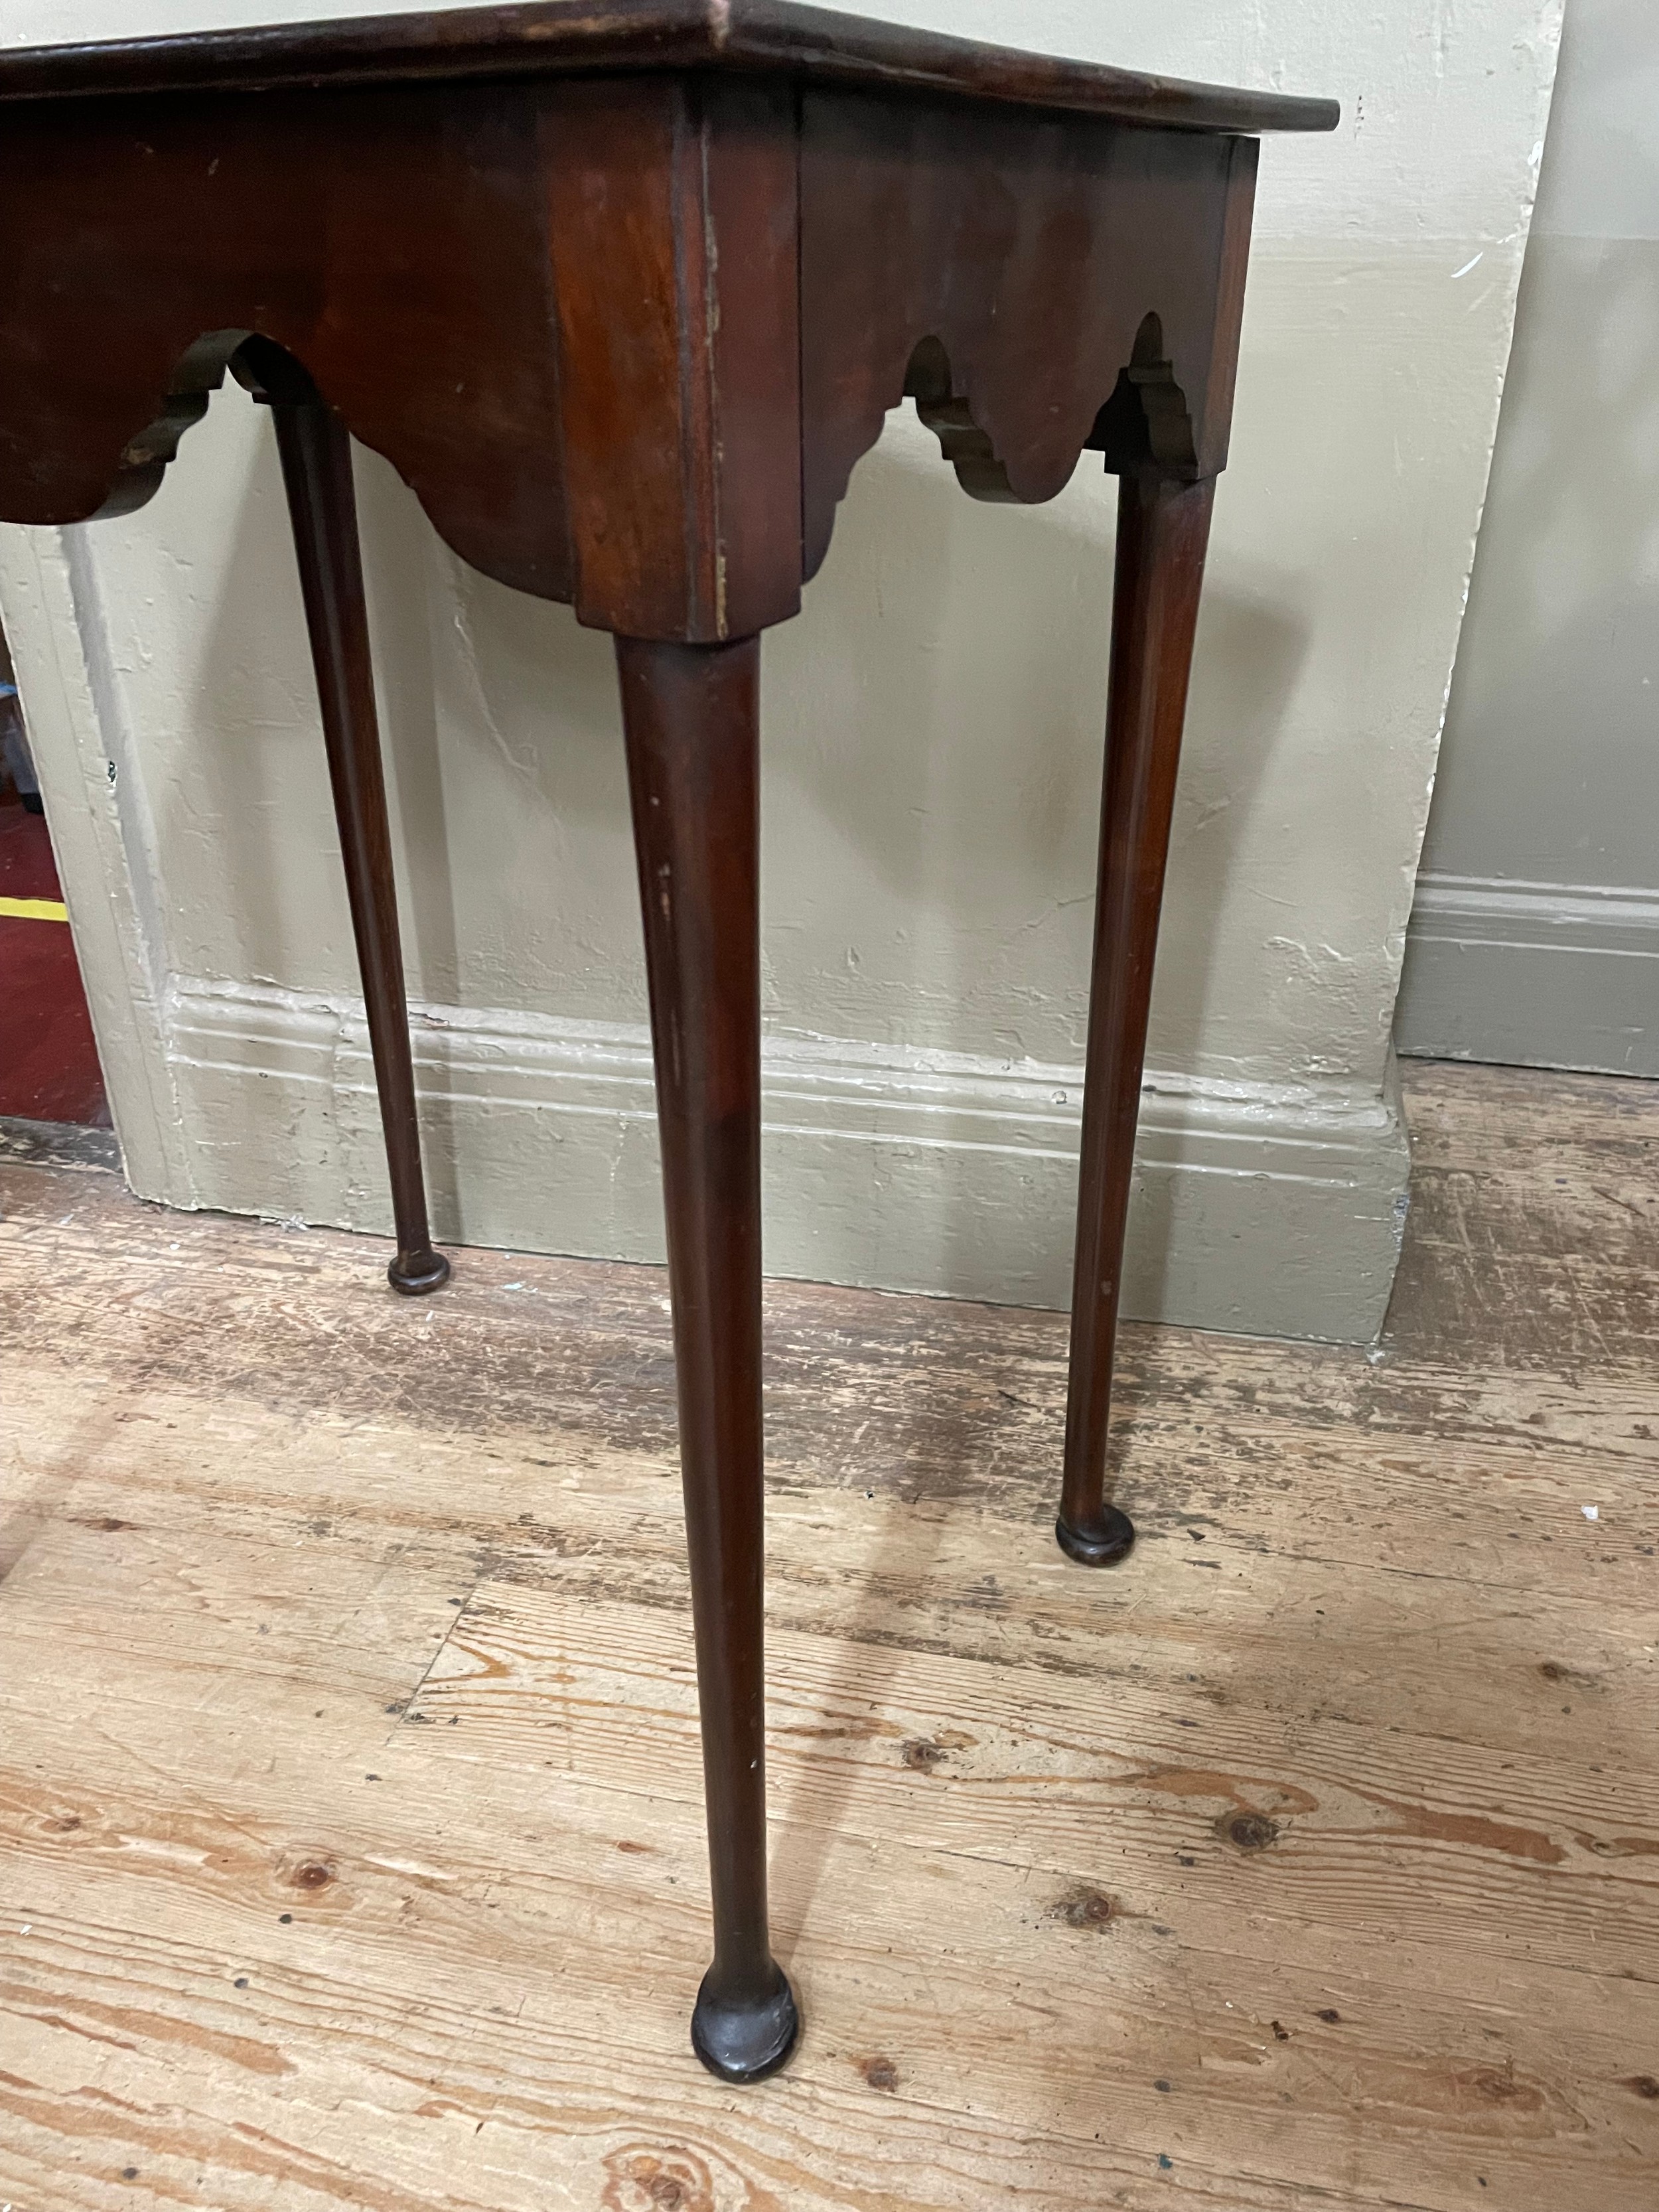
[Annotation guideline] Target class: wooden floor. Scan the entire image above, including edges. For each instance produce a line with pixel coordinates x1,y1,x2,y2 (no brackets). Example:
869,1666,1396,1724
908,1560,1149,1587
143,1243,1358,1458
1,1061,1654,2211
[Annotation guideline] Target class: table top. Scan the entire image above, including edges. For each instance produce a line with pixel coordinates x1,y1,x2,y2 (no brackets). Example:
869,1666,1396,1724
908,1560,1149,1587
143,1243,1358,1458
0,0,1338,134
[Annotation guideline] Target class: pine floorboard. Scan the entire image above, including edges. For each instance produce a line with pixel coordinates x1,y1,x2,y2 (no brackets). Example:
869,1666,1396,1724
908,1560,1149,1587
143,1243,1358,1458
0,1059,1654,2209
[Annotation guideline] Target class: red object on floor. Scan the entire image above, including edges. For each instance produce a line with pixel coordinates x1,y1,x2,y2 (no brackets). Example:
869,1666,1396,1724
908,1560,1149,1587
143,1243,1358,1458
0,797,111,1126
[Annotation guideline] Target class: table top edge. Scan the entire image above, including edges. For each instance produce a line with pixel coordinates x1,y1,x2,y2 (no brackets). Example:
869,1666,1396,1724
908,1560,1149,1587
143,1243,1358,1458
0,1,1340,133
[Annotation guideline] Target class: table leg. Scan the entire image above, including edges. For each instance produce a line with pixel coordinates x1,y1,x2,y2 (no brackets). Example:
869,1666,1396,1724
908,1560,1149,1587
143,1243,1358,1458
267,389,449,1297
616,633,798,2083
1058,468,1216,1565
624,632,805,2079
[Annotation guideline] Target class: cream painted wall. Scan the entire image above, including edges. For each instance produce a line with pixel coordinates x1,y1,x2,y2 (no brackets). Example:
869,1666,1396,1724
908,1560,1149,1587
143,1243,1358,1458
1396,0,1659,1073
0,3,1561,1337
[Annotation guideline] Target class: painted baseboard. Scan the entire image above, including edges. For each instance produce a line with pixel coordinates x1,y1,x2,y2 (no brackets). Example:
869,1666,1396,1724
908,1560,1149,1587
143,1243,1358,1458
157,975,1409,1343
1398,872,1659,1076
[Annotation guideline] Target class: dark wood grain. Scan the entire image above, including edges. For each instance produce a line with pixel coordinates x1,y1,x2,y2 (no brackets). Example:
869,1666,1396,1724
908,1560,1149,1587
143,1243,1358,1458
0,83,572,595
240,338,449,1299
0,0,1339,136
0,72,1265,631
0,73,801,640
800,96,1256,573
1058,468,1216,1565
0,11,1337,2075
616,634,798,2082
546,74,802,640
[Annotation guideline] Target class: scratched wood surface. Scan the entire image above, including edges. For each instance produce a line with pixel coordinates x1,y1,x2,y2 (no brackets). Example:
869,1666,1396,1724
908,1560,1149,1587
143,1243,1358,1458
0,1059,1654,2211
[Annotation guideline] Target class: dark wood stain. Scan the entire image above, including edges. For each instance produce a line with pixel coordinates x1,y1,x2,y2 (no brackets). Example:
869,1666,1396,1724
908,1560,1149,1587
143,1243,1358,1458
1219,1812,1281,1854
1366,1794,1565,1870
1059,469,1217,1566
0,4,1341,2086
240,340,450,1301
0,1,1339,136
1047,1885,1116,1931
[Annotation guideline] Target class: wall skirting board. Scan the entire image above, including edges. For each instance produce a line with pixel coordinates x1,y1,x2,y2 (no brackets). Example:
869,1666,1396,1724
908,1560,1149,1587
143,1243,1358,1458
1397,873,1659,1077
159,976,1410,1345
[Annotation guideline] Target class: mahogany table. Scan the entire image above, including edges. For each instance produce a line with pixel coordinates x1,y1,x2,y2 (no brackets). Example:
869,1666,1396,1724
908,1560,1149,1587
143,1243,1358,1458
0,1,1334,2081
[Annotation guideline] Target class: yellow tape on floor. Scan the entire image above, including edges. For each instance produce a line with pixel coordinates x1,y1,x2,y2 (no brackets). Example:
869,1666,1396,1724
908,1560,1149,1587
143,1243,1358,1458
0,895,68,922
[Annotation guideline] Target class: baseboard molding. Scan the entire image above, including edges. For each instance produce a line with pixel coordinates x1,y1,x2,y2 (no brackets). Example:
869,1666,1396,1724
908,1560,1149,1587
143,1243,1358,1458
158,975,1410,1343
1398,872,1659,1075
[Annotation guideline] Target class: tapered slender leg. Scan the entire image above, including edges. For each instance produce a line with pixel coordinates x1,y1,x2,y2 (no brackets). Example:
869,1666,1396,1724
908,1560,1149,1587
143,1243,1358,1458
1058,467,1216,1565
616,632,798,2083
263,372,449,1297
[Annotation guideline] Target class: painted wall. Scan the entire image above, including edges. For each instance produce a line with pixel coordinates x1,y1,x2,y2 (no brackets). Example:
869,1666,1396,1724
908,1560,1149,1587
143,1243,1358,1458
0,3,1561,1339
1396,0,1659,1074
